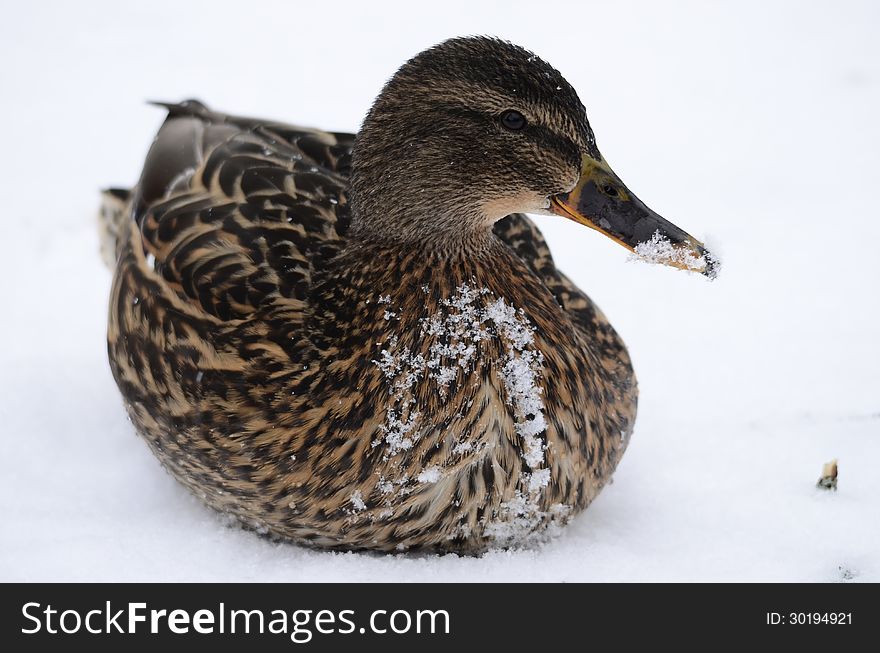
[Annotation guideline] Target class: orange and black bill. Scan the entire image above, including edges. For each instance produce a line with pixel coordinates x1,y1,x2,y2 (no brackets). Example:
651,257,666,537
550,155,719,279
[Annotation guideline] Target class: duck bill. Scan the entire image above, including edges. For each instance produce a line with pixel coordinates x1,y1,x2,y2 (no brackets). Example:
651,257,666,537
550,155,718,278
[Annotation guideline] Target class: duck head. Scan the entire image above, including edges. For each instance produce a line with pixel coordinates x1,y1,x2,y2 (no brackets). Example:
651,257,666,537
350,36,716,277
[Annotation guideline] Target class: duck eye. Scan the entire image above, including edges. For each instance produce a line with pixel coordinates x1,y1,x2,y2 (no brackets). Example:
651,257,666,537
601,184,619,198
500,110,527,131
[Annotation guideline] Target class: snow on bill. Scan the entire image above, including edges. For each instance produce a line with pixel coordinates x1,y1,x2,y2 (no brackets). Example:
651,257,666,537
630,230,720,279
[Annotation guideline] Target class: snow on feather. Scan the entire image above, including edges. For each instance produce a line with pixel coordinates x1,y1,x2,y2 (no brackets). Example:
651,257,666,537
370,283,565,545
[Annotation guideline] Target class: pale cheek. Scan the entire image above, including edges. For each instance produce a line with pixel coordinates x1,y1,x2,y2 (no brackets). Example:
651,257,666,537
482,192,550,222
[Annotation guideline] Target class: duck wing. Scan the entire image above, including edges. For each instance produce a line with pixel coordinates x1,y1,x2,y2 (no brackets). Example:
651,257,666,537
129,100,354,321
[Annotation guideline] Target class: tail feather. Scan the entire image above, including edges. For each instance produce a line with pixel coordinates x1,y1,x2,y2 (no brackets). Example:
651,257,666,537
98,187,131,269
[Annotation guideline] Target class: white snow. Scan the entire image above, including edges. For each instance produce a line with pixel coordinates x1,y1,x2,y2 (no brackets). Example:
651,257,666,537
498,348,546,468
630,230,719,279
349,491,367,513
416,466,442,484
2,0,880,581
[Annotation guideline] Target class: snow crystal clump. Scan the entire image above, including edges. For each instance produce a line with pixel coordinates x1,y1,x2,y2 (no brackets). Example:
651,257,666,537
500,350,546,468
376,408,420,456
630,230,720,279
452,440,474,455
528,468,551,492
349,490,366,512
483,494,571,548
376,477,395,495
416,466,443,484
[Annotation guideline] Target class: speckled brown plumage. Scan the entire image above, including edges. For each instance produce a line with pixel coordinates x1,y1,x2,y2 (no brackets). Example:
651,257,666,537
105,38,639,553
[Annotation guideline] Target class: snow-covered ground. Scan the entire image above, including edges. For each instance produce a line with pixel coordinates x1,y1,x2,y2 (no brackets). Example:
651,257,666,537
1,0,878,582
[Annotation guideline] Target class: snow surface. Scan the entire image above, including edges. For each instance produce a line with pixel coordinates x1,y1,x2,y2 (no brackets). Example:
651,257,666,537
1,0,879,582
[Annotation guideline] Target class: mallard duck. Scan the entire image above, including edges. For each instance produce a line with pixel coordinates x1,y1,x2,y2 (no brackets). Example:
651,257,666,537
104,36,715,553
